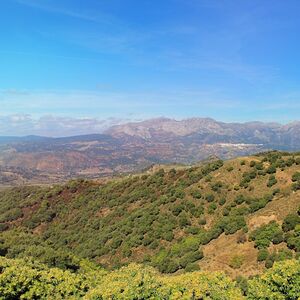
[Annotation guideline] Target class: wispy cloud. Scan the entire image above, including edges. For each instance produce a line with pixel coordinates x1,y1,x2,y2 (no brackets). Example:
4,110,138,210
0,114,129,137
15,0,117,25
0,88,242,117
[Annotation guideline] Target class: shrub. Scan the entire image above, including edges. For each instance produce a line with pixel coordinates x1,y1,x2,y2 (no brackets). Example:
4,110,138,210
0,223,9,232
179,215,191,228
159,258,180,273
292,182,300,191
0,208,23,223
272,231,284,244
163,231,174,242
266,164,277,174
265,257,274,269
292,172,300,182
174,189,185,199
198,218,206,226
255,162,264,170
205,194,215,202
267,175,277,187
218,197,226,206
282,213,300,232
216,215,246,235
184,262,200,272
257,249,269,261
179,250,203,268
222,207,230,216
249,221,283,249
191,190,202,199
185,227,200,235
229,255,244,269
211,181,223,193
208,203,217,214
171,204,184,216
235,195,245,205
236,276,248,296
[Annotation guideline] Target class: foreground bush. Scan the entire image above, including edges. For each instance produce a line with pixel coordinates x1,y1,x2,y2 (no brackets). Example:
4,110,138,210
0,257,89,299
0,257,300,299
247,260,300,300
85,264,243,300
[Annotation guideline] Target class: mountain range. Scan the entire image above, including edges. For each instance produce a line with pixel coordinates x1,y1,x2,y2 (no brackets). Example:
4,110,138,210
0,117,300,185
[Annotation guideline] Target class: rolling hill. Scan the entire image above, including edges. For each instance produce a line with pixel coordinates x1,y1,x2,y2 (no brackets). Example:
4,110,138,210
0,151,299,277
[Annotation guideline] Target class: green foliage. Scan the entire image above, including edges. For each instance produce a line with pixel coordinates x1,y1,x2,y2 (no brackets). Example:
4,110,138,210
86,263,243,300
249,221,283,249
211,181,224,193
218,197,226,206
0,257,92,299
246,193,274,213
191,189,202,199
257,249,269,262
236,276,248,296
0,153,298,276
205,193,215,202
247,260,300,300
208,203,217,214
282,213,300,232
266,164,277,174
292,172,300,182
291,172,300,191
229,255,244,269
219,215,246,235
292,182,300,191
0,208,23,223
0,247,300,299
235,195,246,205
267,175,277,187
286,224,300,252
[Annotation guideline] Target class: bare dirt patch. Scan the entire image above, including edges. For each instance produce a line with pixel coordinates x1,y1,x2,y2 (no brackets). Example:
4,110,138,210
200,232,263,277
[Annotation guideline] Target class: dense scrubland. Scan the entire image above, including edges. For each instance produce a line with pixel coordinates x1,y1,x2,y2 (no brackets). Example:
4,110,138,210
0,151,300,298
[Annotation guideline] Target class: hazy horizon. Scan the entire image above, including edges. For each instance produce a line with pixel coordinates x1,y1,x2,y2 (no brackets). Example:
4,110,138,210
0,115,299,138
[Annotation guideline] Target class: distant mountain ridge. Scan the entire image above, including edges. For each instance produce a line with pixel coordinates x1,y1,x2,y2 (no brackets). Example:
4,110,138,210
105,117,300,147
116,118,300,151
0,117,300,185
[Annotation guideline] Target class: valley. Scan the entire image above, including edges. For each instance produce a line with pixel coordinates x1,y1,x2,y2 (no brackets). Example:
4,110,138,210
1,117,300,186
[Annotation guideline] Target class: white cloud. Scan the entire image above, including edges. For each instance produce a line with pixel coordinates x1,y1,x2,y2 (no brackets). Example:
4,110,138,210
0,114,129,137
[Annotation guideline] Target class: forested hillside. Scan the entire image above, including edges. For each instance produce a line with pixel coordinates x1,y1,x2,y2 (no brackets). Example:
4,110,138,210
0,151,300,298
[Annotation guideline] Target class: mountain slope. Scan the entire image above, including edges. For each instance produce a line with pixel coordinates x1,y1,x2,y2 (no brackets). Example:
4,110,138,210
0,151,299,278
106,117,300,147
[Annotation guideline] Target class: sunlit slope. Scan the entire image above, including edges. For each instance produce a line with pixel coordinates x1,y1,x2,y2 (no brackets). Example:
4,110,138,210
0,151,299,277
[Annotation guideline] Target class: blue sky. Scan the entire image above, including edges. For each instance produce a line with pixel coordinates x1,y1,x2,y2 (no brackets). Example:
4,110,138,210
1,0,300,135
